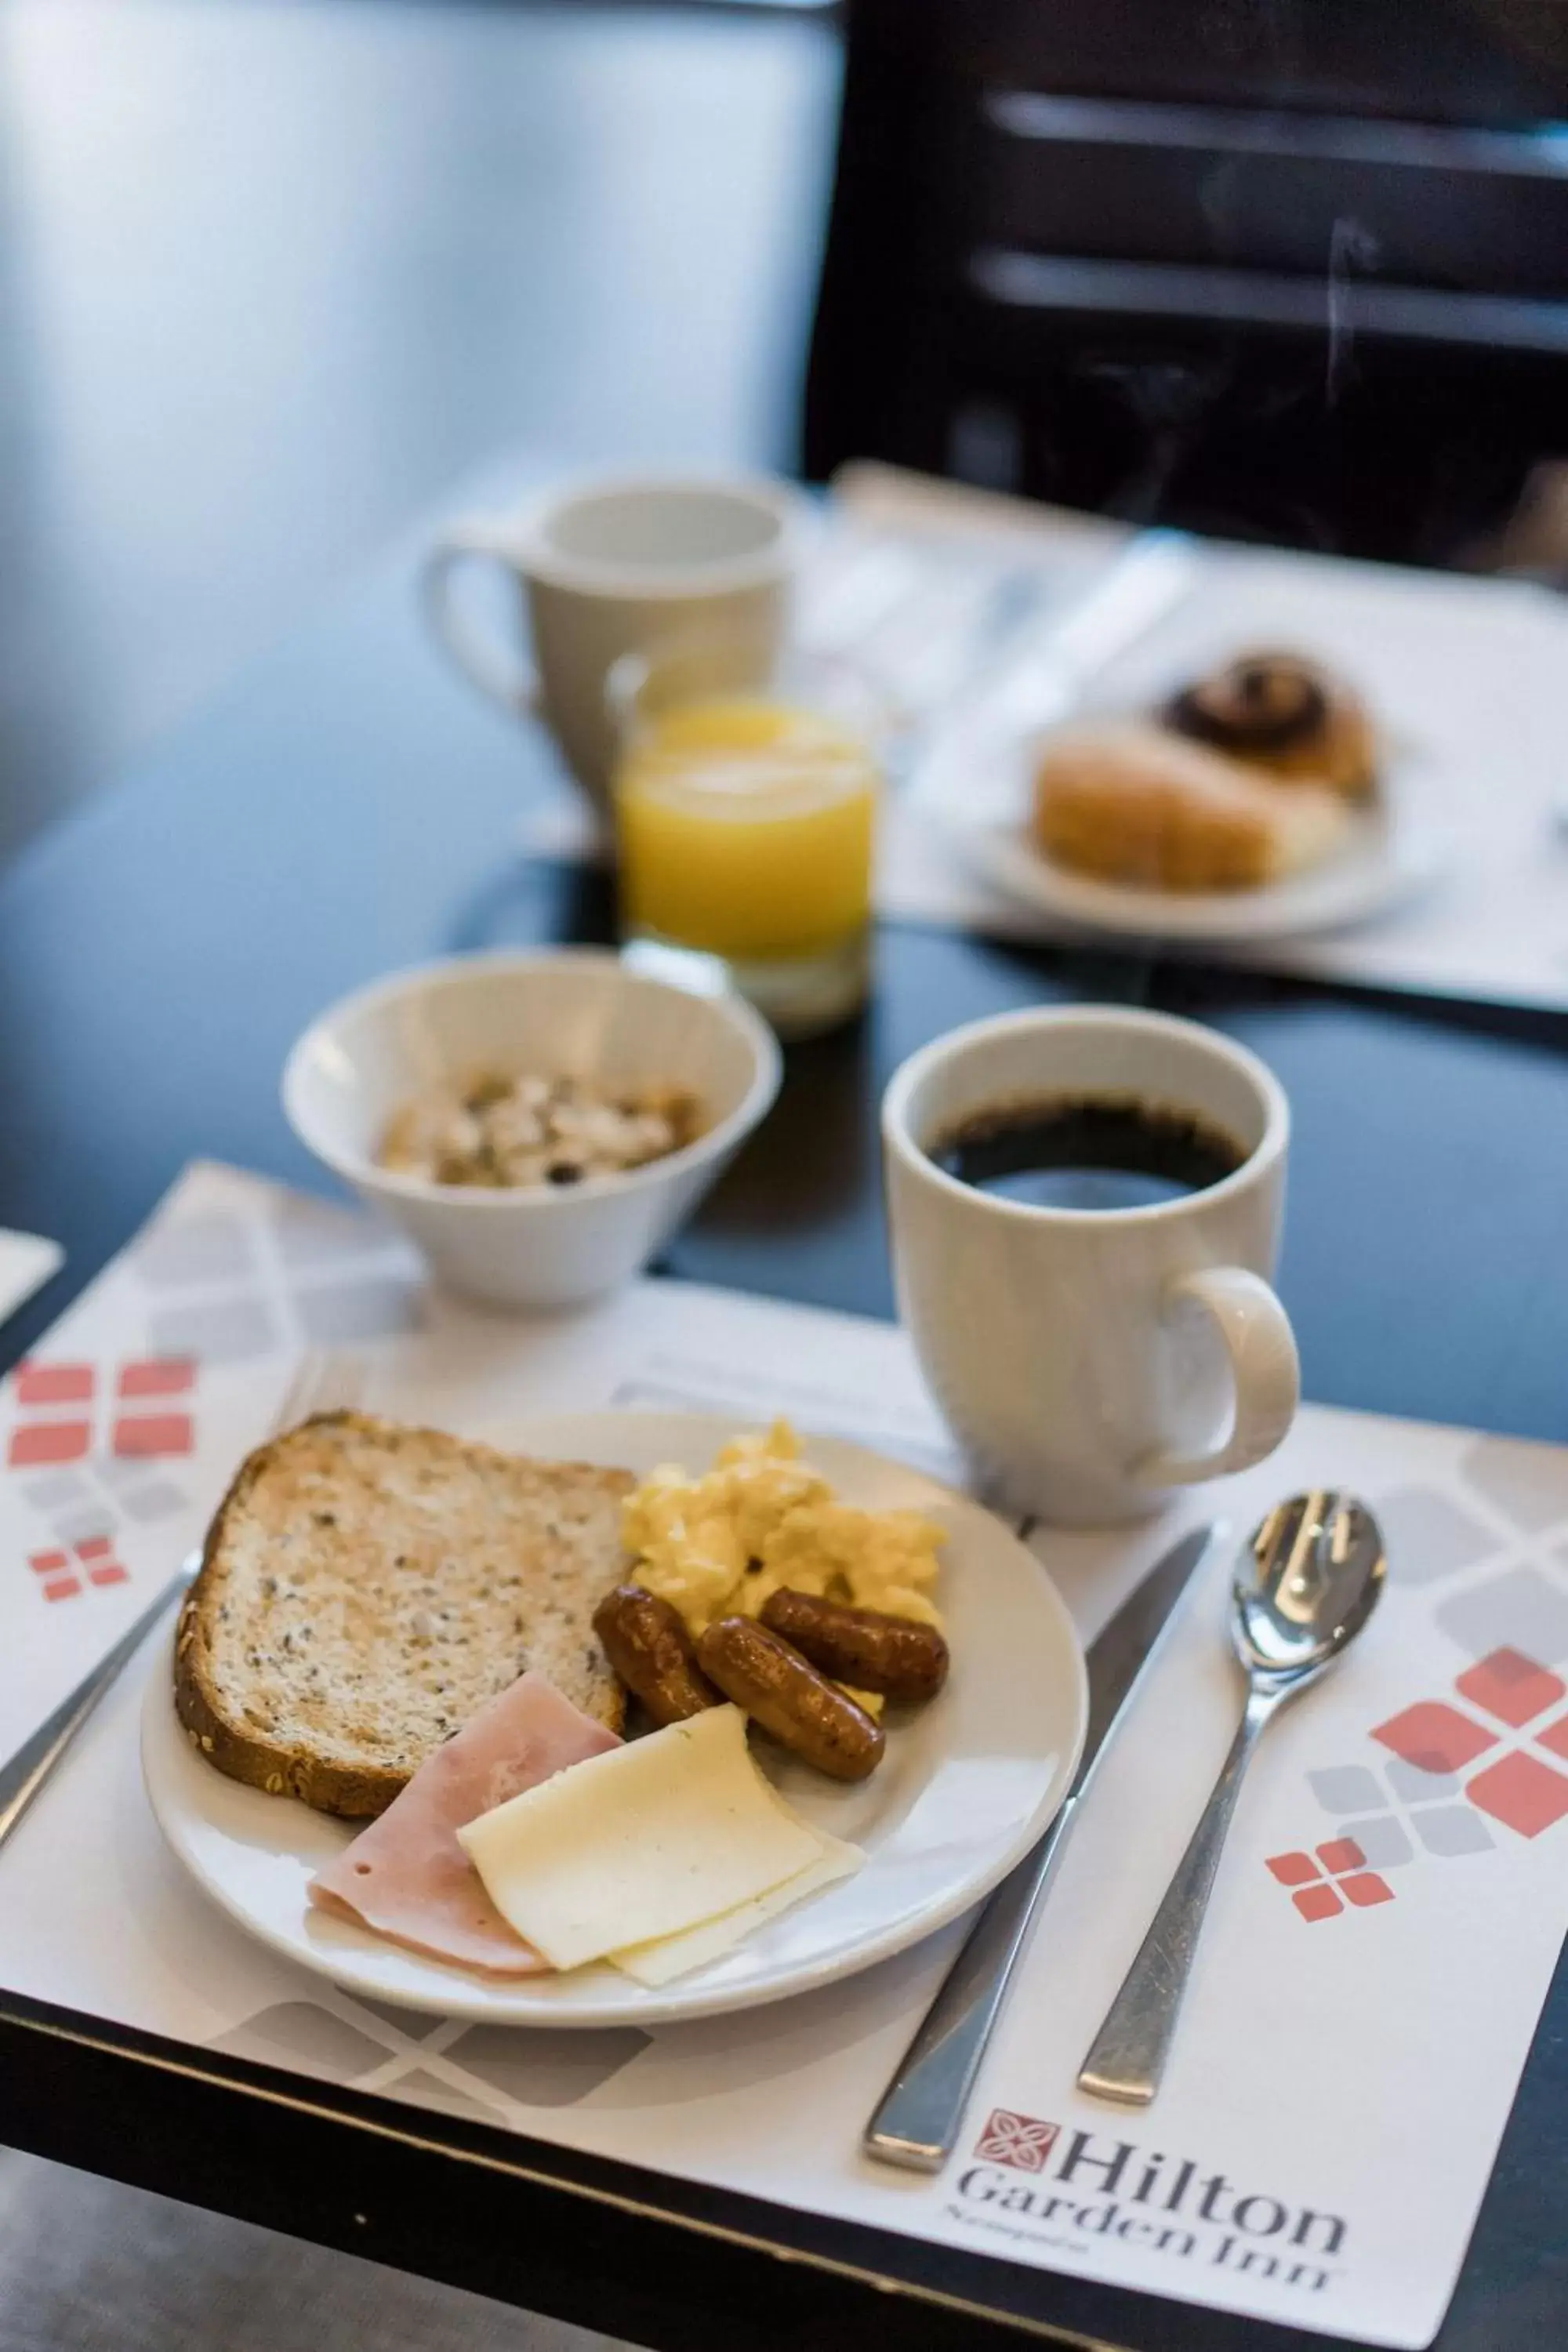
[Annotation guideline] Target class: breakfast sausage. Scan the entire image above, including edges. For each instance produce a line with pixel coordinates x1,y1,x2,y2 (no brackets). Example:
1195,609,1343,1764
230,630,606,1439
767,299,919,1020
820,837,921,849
593,1584,722,1727
760,1589,949,1703
696,1616,884,1781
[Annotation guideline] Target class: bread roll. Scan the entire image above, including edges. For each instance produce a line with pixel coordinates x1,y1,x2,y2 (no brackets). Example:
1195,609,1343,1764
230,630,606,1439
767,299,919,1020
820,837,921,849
1163,652,1377,800
1031,721,1350,894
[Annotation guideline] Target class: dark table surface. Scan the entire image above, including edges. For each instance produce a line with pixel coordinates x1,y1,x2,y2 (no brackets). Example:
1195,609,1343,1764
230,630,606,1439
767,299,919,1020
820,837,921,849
2,490,1567,2352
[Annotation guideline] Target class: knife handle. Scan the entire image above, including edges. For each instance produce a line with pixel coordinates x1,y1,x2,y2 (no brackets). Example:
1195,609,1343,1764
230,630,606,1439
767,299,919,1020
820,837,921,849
863,1796,1079,2172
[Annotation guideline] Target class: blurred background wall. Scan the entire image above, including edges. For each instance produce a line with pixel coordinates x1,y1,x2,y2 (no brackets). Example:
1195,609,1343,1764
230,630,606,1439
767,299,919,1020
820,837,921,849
5,0,1567,876
0,0,840,864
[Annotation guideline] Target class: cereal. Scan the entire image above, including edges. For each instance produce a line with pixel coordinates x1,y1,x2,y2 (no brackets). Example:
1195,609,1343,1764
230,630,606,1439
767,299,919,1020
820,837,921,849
379,1072,702,1189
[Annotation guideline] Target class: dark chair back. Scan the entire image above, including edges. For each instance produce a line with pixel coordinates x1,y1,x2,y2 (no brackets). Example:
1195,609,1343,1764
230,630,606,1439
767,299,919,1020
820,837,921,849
803,0,1568,561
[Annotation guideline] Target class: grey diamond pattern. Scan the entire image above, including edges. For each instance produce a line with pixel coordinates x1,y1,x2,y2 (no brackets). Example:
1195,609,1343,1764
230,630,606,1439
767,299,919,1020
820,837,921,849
1414,1806,1496,1857
1309,1766,1384,1815
119,1477,189,1523
95,1454,154,1489
443,2025,652,2108
136,1210,256,1287
272,1195,392,1268
21,1469,90,1508
379,2067,507,2126
204,2007,652,2129
1308,1759,1490,1869
295,1276,424,1345
1436,1566,1568,1664
1385,1757,1464,1805
1337,1815,1414,1868
1374,1486,1499,1587
347,1996,445,2040
1461,1436,1568,1535
51,1504,116,1546
148,1295,278,1366
209,2003,394,2081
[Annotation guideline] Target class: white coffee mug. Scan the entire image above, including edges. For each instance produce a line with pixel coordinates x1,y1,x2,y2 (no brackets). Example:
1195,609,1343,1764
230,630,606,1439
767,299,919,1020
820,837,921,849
421,474,802,811
883,1006,1299,1526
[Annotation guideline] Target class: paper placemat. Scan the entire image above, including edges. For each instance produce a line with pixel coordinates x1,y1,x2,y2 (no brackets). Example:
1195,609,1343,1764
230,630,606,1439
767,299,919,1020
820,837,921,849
517,466,1568,1015
5,1163,1568,2348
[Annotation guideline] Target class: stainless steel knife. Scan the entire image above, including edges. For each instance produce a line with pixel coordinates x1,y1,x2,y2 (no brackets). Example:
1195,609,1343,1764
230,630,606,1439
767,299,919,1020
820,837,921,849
863,1520,1221,2172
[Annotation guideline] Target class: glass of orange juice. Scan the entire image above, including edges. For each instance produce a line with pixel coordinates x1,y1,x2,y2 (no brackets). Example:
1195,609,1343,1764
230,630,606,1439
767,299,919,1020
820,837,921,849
609,637,883,1038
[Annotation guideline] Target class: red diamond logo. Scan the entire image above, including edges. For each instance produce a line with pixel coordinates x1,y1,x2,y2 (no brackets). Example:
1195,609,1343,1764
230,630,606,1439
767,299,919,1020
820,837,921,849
118,1359,195,1399
15,1363,94,1407
1468,1751,1568,1838
1534,1714,1568,1763
1457,1648,1566,1729
8,1421,91,1468
1372,1700,1498,1776
112,1412,194,1458
975,2109,1060,2172
1340,1871,1396,1909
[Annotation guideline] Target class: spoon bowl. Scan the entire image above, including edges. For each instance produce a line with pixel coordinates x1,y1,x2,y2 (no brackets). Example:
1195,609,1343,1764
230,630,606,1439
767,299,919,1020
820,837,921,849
1234,1491,1386,1681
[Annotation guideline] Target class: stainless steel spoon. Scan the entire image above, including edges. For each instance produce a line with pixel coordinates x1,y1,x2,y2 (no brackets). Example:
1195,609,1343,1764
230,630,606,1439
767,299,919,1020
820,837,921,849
1077,1491,1385,2107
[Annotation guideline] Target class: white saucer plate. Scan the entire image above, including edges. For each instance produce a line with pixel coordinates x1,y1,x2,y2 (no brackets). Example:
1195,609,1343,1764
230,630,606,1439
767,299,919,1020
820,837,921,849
143,1410,1087,2027
920,717,1449,946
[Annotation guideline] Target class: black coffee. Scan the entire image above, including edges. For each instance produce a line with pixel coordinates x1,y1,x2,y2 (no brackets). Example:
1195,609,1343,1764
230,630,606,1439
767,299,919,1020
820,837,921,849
931,1094,1247,1213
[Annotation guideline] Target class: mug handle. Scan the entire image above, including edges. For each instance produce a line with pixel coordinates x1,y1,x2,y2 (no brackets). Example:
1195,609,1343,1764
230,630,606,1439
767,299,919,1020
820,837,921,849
420,522,540,718
1135,1265,1300,1488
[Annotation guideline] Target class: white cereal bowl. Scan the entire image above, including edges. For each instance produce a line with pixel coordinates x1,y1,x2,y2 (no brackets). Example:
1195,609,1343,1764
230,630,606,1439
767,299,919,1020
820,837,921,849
282,949,782,1309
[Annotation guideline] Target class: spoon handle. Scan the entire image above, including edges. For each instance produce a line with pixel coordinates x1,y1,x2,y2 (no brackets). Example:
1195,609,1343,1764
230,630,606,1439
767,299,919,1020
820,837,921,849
1077,1685,1279,2107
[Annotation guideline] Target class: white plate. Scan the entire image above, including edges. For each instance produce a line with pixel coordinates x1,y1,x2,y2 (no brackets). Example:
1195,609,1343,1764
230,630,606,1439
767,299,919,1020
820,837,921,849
143,1410,1087,2027
920,714,1449,946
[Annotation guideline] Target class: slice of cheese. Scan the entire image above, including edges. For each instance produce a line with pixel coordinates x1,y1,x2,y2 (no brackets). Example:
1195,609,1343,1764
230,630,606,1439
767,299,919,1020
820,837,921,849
456,1704,823,1972
609,1831,862,1987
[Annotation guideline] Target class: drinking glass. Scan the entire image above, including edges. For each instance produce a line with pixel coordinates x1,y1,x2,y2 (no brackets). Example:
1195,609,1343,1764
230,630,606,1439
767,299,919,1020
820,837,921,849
608,635,884,1039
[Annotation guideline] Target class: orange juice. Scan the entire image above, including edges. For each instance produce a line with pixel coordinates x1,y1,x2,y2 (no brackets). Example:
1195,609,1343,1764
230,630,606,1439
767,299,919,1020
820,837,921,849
615,696,878,964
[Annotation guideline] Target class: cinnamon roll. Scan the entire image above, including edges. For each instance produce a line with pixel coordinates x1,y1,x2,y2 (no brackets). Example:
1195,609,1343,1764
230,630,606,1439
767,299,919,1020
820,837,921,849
1163,652,1377,800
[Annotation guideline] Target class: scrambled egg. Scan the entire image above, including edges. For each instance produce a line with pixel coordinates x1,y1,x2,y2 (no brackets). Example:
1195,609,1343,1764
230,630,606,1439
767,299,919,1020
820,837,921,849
622,1421,946,1647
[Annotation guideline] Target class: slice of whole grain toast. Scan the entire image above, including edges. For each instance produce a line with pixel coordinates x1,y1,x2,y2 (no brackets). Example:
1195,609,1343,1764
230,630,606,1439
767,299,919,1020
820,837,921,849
175,1410,629,1817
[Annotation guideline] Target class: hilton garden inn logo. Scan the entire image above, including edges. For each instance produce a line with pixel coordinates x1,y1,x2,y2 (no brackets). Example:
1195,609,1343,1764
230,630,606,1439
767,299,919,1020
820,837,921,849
956,2113,1347,2298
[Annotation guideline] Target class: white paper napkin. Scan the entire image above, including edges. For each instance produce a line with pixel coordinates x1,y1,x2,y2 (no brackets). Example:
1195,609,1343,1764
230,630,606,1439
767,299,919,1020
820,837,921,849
0,1229,63,1328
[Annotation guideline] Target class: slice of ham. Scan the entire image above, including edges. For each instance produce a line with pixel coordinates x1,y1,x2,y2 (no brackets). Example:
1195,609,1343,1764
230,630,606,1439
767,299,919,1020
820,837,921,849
309,1671,620,1976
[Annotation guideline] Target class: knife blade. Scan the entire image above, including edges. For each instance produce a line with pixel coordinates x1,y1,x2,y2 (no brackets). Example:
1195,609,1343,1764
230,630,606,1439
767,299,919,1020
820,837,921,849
862,1519,1221,2172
